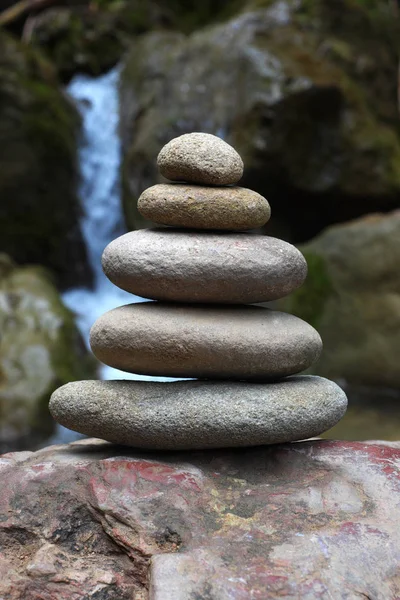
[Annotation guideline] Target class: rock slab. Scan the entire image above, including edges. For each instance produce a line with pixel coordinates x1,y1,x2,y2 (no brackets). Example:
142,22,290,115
102,230,307,304
1,438,400,599
50,376,347,450
157,132,244,185
137,184,271,230
90,303,322,380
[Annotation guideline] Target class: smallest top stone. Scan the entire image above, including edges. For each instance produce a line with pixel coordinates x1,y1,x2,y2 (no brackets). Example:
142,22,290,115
157,132,244,186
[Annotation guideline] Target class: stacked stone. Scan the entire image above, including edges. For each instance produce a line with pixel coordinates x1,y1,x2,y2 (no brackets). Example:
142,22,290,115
50,133,347,450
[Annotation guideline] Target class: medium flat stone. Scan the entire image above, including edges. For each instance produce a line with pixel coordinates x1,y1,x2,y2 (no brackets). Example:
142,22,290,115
49,376,348,450
157,133,244,185
137,184,271,230
89,303,322,379
102,230,307,303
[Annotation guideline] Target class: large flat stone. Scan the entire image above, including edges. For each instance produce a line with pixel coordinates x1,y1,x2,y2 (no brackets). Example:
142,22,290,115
89,303,322,379
102,230,307,303
137,184,271,230
49,376,347,450
1,438,400,598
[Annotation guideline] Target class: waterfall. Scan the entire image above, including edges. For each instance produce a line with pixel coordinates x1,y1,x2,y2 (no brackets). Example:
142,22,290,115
48,66,178,445
62,65,177,384
61,66,134,381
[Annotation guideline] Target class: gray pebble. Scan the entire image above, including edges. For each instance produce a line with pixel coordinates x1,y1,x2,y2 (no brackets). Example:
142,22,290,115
137,184,270,230
157,133,244,185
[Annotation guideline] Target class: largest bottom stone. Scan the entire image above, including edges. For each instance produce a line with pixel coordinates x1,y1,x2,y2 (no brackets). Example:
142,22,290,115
50,376,347,450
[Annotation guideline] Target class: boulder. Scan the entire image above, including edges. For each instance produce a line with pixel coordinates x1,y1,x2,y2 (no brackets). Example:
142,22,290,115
0,437,400,598
120,0,400,238
0,31,91,288
0,255,96,452
278,211,400,389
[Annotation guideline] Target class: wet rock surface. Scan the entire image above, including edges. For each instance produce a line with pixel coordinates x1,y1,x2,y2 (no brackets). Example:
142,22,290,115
1,437,400,599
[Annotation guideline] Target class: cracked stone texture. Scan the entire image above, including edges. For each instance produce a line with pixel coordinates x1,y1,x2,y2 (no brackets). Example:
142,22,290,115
137,184,271,231
1,438,400,599
102,229,307,304
157,132,244,185
90,303,322,380
49,376,347,450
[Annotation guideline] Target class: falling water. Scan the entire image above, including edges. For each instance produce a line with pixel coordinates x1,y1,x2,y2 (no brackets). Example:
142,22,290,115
63,65,177,382
48,67,166,444
61,66,138,381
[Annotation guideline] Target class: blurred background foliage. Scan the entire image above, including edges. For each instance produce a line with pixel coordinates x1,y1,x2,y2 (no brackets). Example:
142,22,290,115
0,0,400,451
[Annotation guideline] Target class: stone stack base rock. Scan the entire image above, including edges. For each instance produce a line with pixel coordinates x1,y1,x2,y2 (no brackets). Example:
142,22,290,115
50,133,347,449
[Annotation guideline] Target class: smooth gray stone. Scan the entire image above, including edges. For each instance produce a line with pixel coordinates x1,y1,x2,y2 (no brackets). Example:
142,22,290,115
102,230,307,304
157,132,244,185
90,303,322,380
49,376,348,450
137,183,271,231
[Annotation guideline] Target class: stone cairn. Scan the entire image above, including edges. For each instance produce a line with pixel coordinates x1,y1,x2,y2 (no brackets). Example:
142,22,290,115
50,133,348,450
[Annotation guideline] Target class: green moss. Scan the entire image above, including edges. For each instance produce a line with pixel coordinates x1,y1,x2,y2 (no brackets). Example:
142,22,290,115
282,251,332,329
21,78,78,158
23,266,96,385
0,31,89,287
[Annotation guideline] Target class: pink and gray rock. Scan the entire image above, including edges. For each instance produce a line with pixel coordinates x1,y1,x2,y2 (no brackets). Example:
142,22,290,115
90,303,322,380
102,229,307,304
1,438,400,599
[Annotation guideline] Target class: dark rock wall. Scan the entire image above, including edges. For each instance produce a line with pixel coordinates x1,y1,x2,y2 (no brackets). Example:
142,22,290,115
120,0,400,240
0,31,92,289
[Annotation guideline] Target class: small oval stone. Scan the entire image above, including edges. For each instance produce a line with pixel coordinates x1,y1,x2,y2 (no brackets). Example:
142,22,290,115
102,230,307,304
90,303,322,380
137,184,271,230
49,376,347,450
157,133,244,185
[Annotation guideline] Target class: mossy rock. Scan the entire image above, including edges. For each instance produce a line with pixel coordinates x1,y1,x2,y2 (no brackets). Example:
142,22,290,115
0,255,97,452
278,251,332,329
28,1,242,82
277,211,400,389
120,0,400,237
0,31,91,288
